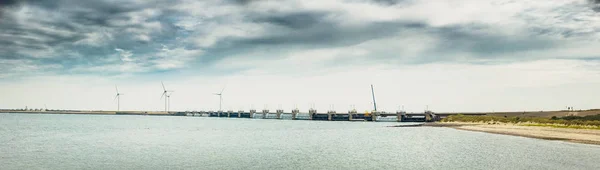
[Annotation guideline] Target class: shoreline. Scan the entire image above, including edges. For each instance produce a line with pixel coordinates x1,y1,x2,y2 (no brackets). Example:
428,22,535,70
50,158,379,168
421,122,600,145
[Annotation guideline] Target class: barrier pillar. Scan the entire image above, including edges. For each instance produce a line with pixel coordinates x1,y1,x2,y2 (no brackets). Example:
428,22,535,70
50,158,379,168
371,111,378,122
309,109,316,120
349,109,357,121
262,109,269,119
276,109,283,119
327,110,335,121
292,109,299,120
250,109,256,118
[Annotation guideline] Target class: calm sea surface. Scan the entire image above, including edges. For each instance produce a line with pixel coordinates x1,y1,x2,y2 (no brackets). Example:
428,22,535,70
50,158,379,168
1,113,600,170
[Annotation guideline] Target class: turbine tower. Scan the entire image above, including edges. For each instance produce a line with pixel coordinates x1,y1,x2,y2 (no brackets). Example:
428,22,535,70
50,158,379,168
213,86,226,111
160,81,174,112
167,92,174,112
114,85,124,111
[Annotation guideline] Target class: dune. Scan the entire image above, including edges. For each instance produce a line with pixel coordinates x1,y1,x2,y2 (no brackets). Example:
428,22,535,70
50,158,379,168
429,122,600,145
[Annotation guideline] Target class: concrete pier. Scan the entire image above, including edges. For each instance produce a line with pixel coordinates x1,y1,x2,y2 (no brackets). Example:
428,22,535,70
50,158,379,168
397,111,406,122
262,109,269,119
291,109,299,120
348,109,357,121
276,109,283,119
309,109,317,120
371,111,377,122
249,109,256,118
425,111,432,122
327,110,335,121
220,111,228,117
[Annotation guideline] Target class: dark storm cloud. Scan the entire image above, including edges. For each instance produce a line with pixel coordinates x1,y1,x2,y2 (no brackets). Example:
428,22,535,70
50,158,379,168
199,16,428,64
0,0,189,76
434,25,556,56
332,23,561,65
202,11,559,65
1,0,599,79
24,0,177,28
197,7,426,60
369,0,406,5
252,12,326,29
591,0,600,12
0,0,21,6
238,21,425,46
226,0,261,5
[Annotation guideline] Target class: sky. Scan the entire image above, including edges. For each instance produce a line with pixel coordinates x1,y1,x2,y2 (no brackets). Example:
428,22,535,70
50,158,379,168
1,0,600,113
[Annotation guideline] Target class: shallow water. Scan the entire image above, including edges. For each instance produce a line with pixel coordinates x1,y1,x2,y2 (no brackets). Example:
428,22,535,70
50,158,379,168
1,113,599,170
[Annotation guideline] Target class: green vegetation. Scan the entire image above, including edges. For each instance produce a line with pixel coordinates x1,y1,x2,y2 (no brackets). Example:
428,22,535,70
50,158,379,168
521,124,600,130
441,114,600,129
559,114,600,121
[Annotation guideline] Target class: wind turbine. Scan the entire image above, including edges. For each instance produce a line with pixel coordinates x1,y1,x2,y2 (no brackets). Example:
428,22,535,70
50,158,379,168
213,86,226,111
114,85,124,111
160,81,174,112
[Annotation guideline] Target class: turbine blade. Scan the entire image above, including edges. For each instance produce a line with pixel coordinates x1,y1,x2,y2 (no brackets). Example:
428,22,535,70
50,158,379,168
115,85,119,93
160,92,165,100
220,86,226,94
114,95,118,101
161,81,166,91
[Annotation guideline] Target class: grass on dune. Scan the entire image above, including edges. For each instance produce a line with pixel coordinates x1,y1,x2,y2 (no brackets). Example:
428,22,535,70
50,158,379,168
441,114,600,130
521,123,600,130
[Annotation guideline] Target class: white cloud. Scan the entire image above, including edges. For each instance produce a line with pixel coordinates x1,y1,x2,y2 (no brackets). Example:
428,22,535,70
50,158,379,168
0,59,62,78
74,30,114,46
152,46,203,70
115,48,134,62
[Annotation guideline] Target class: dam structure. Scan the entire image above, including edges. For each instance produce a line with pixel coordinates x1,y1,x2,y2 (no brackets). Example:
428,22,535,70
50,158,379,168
180,84,447,122
3,109,487,122
177,109,450,122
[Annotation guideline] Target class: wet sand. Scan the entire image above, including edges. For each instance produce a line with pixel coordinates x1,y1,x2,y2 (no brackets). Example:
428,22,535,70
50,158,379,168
425,122,600,145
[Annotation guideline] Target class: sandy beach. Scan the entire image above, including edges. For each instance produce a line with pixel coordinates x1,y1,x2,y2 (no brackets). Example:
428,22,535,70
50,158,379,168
427,122,600,145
